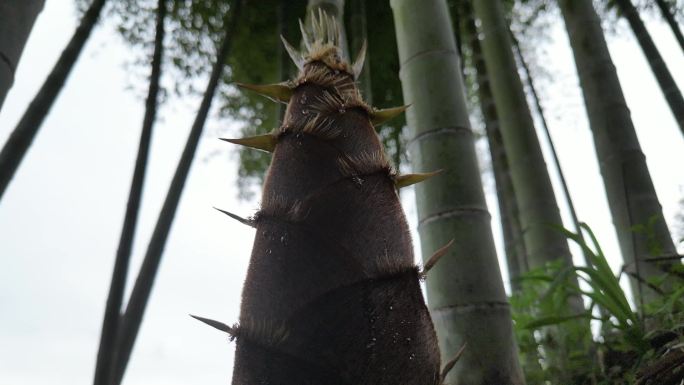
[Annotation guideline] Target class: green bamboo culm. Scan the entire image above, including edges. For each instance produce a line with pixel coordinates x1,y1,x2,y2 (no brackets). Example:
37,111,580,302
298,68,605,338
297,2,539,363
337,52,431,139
558,0,679,306
206,10,449,384
472,1,596,379
390,0,524,383
471,0,577,282
459,0,528,292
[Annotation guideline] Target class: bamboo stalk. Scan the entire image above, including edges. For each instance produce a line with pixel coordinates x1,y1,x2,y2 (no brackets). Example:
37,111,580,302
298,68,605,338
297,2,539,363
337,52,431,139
391,0,524,382
558,0,678,306
615,0,684,136
0,0,107,200
0,0,45,110
655,0,684,54
108,2,242,384
92,1,167,384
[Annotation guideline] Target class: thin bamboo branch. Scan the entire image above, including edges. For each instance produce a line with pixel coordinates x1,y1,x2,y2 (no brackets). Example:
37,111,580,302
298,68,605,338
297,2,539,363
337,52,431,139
108,2,242,384
0,0,108,201
615,0,684,136
92,1,166,384
655,0,684,53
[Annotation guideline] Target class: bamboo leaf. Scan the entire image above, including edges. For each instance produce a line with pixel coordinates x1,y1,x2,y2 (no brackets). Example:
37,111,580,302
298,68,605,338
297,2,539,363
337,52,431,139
523,313,591,330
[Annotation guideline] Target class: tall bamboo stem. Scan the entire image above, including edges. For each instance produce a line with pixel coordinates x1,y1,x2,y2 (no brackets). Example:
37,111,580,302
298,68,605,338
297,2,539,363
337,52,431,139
558,0,678,306
0,0,107,200
92,1,166,384
391,0,524,382
109,2,242,384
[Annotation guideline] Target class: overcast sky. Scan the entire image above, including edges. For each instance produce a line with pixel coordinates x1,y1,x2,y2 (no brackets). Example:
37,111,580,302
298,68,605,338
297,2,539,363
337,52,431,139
0,1,683,385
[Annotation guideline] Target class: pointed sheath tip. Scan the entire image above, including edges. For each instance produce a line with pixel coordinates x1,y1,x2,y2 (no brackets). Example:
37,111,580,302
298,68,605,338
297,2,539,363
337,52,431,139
298,19,312,51
352,40,367,79
371,104,411,126
235,82,293,104
213,206,255,228
219,134,277,153
280,34,304,70
395,169,443,188
423,238,455,275
440,343,467,384
189,314,235,336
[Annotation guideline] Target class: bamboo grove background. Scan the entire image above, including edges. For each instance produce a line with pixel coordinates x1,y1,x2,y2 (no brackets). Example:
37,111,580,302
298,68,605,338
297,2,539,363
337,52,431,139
1,0,684,384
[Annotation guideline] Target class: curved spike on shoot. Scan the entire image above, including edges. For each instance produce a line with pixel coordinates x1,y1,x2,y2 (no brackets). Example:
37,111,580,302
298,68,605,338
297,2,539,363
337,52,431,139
235,82,293,104
395,169,443,189
281,35,304,70
371,105,410,126
219,134,277,153
439,343,467,384
352,40,367,79
298,19,312,52
312,11,322,42
213,207,255,228
306,9,341,49
189,314,237,339
325,15,337,45
316,8,325,41
423,239,455,275
331,13,342,46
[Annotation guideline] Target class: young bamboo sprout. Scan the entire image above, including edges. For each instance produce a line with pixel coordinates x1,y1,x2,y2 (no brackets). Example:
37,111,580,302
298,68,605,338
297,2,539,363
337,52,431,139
209,10,443,384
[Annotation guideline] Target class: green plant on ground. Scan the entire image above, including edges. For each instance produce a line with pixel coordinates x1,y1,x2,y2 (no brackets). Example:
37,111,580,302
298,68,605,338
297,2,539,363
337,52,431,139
511,223,684,384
